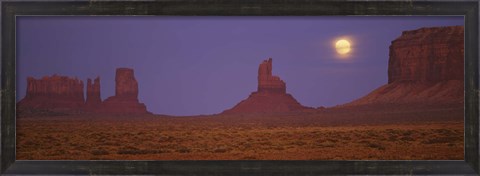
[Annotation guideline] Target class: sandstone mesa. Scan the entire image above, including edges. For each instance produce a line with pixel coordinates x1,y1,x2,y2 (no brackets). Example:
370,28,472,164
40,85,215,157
17,75,85,111
345,26,464,106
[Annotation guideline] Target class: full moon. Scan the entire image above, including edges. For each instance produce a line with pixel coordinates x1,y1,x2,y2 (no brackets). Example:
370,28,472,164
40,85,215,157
335,39,351,55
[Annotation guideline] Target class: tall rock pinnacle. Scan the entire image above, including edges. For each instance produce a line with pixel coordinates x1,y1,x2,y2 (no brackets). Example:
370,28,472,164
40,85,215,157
223,58,308,114
115,68,139,100
100,68,149,114
85,76,102,107
257,58,286,93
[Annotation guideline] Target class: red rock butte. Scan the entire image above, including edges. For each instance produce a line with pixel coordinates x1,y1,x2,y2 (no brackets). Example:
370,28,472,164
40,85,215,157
345,26,464,106
99,68,148,114
17,75,85,111
17,68,149,115
223,58,309,114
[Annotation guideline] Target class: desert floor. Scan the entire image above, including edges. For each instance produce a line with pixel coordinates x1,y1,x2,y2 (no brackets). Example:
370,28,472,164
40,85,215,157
16,103,464,160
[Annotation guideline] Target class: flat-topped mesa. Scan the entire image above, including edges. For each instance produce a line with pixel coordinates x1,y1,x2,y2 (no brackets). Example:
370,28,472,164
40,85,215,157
257,58,286,93
344,26,464,106
100,68,148,114
222,58,308,114
85,77,102,107
18,74,85,111
388,26,464,83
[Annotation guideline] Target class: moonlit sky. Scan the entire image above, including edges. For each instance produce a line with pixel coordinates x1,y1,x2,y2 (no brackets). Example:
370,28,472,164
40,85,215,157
16,16,464,115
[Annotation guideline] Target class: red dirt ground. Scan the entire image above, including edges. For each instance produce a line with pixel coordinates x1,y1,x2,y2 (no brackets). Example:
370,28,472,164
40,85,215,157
16,103,464,160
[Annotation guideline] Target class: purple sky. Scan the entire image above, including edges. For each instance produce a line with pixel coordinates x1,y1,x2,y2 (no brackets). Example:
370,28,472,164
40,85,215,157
16,16,464,116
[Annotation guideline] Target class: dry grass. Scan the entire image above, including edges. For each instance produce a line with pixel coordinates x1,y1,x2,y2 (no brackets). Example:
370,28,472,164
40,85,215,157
16,104,464,160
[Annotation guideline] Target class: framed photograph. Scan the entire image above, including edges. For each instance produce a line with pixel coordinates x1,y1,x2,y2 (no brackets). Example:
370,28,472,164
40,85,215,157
2,0,479,175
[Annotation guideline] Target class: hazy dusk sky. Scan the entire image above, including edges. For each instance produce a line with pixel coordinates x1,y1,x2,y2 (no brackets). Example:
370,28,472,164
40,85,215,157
16,16,464,115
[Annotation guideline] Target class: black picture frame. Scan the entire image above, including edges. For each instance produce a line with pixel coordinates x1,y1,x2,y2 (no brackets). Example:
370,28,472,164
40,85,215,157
2,0,478,175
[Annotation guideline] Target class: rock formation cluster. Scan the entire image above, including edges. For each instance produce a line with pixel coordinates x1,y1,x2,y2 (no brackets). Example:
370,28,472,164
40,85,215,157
18,25,464,116
17,68,149,114
346,26,464,106
223,58,308,114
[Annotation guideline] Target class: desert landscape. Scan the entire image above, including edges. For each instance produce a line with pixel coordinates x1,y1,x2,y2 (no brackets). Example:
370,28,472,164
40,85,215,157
16,25,464,160
17,105,463,160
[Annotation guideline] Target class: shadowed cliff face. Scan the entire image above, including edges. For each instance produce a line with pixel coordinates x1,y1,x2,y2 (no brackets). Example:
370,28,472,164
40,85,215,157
223,58,309,114
388,26,464,83
346,26,464,106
